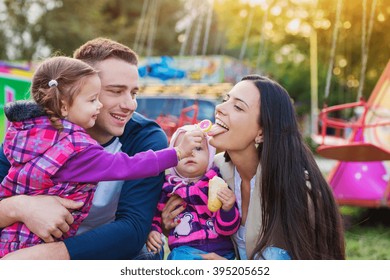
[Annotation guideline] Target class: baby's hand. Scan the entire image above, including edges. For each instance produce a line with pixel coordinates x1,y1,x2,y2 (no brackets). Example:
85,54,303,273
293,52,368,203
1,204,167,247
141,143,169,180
146,230,163,253
176,129,204,159
217,187,236,212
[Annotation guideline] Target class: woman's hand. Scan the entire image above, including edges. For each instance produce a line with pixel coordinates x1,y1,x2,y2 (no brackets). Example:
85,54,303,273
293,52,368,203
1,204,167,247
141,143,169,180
161,195,185,233
17,195,83,242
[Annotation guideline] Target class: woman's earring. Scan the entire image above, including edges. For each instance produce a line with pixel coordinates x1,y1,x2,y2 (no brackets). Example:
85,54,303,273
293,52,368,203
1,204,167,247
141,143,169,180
255,136,263,144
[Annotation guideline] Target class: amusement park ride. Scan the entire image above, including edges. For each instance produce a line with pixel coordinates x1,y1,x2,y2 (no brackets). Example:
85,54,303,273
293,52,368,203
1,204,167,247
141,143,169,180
1,0,389,210
315,60,390,208
310,0,390,208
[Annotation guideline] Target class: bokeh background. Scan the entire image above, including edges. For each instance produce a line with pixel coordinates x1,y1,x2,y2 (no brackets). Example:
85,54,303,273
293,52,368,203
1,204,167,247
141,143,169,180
0,0,389,259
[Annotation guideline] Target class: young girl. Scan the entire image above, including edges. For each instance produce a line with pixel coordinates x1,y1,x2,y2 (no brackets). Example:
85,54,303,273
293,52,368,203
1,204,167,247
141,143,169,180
0,56,203,257
146,125,240,260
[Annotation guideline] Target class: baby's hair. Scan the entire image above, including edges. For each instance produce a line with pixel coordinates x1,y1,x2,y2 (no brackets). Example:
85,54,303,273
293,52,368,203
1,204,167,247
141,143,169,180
31,56,98,130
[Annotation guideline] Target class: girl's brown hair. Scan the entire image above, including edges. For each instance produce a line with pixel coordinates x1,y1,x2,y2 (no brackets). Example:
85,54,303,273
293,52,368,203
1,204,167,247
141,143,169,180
31,56,98,130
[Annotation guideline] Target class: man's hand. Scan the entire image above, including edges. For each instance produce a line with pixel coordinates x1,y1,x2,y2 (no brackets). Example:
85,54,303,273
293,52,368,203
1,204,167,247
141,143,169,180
161,195,185,234
1,241,70,260
15,195,83,242
146,230,163,253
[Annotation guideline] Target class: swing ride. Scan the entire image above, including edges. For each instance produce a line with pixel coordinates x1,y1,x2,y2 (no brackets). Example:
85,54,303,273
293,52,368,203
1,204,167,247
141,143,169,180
134,0,237,140
318,61,390,208
314,0,390,208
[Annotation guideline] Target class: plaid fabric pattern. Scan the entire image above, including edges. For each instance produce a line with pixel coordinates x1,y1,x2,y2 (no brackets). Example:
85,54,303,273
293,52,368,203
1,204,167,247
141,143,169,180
0,116,98,257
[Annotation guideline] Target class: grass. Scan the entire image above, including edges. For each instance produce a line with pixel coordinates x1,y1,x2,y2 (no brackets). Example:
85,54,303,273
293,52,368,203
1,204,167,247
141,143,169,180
315,156,390,260
342,206,390,260
161,206,390,260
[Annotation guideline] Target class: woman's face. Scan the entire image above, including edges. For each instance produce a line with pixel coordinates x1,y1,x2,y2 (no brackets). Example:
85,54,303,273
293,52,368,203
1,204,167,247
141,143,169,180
209,80,262,152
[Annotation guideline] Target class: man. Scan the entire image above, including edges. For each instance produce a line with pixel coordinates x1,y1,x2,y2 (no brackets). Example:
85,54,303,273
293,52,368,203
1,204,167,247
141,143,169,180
0,38,166,259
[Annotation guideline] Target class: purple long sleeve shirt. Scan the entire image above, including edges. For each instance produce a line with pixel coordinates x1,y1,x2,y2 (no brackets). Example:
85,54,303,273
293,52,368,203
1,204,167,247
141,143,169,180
53,145,177,183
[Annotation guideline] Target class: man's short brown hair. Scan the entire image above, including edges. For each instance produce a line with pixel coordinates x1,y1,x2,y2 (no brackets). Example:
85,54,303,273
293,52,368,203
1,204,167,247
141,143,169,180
73,37,138,67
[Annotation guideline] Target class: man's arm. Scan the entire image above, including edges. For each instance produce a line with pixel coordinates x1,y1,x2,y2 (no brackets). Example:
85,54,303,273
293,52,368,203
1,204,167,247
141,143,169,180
63,118,167,259
1,241,70,260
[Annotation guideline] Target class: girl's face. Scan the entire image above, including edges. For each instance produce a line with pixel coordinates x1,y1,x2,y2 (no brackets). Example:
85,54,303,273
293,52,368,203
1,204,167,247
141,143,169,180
62,74,103,129
174,133,209,178
209,80,262,152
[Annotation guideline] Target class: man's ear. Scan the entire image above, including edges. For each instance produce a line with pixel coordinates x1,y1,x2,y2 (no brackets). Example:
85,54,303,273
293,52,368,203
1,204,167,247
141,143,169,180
255,129,263,144
60,100,68,118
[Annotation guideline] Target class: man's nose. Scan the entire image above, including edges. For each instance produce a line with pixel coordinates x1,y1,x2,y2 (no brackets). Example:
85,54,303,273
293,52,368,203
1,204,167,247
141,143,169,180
121,95,137,111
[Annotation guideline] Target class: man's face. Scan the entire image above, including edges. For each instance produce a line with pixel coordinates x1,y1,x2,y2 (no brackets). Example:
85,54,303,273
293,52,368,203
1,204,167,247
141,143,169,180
87,57,139,144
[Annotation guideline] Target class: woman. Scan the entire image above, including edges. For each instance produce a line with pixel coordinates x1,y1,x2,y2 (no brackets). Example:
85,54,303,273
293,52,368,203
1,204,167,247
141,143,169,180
163,75,345,260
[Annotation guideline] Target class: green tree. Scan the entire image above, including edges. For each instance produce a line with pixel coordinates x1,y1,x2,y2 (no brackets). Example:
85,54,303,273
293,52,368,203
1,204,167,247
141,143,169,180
0,29,7,59
36,0,185,57
34,0,107,56
2,0,48,60
213,0,389,111
1,0,186,59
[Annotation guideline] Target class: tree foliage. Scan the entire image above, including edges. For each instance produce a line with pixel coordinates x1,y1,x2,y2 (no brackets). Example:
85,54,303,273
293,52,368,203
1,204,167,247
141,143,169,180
0,0,184,58
213,0,390,108
0,0,388,113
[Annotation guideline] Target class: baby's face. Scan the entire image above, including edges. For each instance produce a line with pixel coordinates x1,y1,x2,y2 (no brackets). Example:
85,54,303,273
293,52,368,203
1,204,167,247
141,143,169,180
175,133,209,178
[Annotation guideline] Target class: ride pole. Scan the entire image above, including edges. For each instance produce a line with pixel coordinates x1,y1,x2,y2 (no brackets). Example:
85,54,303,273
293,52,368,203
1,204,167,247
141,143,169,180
310,27,319,136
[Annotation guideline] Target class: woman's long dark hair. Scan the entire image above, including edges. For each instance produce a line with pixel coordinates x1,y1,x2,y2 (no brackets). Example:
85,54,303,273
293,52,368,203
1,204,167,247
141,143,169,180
242,75,345,260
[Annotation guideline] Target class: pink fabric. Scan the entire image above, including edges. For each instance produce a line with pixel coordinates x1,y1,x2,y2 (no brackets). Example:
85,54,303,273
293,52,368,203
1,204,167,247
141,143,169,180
0,117,97,257
151,167,240,252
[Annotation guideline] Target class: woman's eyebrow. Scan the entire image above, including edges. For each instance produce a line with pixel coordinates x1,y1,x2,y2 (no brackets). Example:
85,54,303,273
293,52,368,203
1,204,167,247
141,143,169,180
233,97,249,108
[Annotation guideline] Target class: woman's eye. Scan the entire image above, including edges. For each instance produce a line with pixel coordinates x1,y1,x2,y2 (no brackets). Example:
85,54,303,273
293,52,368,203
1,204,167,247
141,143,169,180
234,105,243,111
195,147,202,151
222,95,229,103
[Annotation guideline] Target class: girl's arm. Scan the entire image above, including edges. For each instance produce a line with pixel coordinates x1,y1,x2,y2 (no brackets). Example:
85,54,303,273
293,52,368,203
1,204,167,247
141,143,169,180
213,203,240,236
62,119,168,260
52,144,177,183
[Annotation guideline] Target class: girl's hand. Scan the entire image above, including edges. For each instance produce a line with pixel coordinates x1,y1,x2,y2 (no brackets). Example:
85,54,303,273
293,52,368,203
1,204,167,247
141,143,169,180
146,231,163,253
218,188,236,212
176,129,204,159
